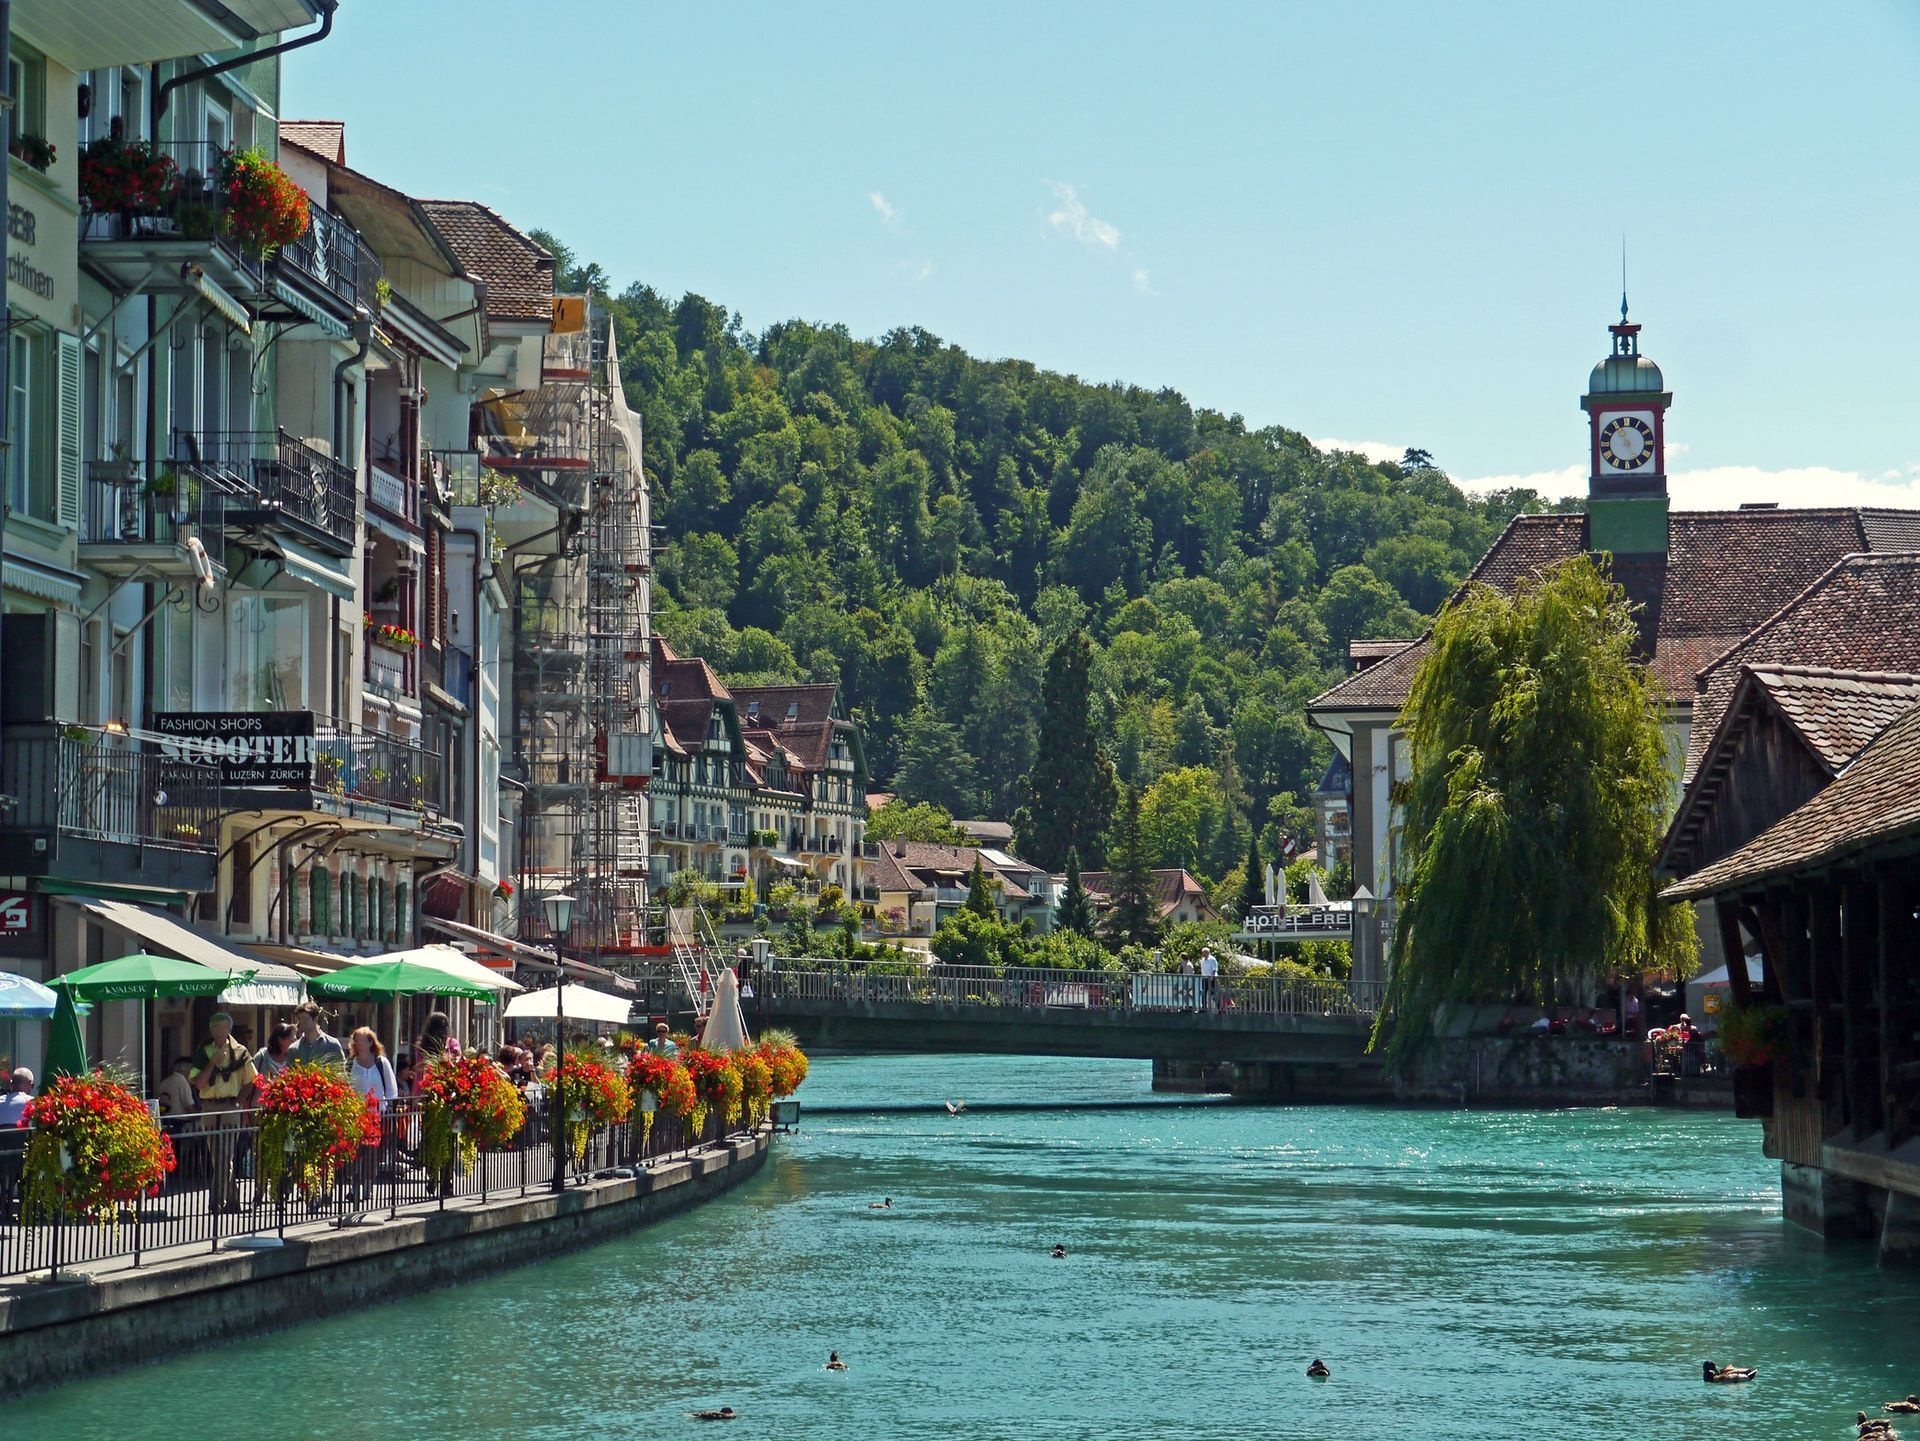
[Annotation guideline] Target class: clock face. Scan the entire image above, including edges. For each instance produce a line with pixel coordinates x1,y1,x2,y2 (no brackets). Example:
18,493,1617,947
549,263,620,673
1600,414,1656,471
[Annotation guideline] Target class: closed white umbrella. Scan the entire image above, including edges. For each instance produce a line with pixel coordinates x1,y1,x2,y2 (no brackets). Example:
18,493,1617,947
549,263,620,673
346,943,523,993
504,983,633,1027
698,966,750,1052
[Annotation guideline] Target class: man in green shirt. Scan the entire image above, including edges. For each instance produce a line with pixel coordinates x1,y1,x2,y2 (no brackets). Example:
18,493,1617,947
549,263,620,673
289,1001,348,1069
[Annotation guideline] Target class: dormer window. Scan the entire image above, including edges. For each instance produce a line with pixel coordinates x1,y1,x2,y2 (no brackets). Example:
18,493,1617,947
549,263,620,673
746,701,759,720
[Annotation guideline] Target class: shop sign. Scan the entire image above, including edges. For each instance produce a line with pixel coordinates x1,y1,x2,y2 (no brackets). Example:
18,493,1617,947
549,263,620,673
1241,906,1351,936
154,711,317,787
0,893,31,932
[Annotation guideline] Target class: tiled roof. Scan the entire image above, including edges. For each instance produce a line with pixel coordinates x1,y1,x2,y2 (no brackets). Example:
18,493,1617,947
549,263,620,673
1076,868,1218,918
864,846,922,894
730,684,838,728
956,819,1015,845
1748,666,1920,773
1309,508,1920,717
416,200,553,324
1314,752,1352,798
1665,699,1920,899
279,120,343,163
1348,639,1417,668
1684,554,1920,781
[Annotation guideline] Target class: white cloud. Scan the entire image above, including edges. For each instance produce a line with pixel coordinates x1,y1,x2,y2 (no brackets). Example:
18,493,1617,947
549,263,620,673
896,259,935,283
1313,437,1405,465
1046,182,1120,250
1132,267,1156,297
868,191,902,229
1460,462,1920,510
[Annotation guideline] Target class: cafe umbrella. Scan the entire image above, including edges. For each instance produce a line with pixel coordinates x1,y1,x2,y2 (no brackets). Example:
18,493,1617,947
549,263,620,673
308,960,498,1062
54,952,251,1088
43,983,88,1080
0,970,57,1018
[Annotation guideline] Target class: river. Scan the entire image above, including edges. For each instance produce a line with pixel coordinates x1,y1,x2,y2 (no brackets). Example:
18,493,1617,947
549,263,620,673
14,1054,1919,1439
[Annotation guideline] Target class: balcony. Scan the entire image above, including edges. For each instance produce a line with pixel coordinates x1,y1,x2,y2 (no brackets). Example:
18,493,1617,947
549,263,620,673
424,643,474,711
367,459,419,528
172,429,357,555
309,722,445,819
363,635,418,706
79,464,229,578
79,139,267,300
271,205,381,327
0,727,218,893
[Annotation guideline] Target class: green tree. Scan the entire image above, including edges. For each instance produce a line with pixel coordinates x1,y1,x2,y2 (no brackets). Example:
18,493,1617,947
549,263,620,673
964,856,996,917
1237,832,1265,917
1379,555,1698,1068
1013,629,1118,870
1101,784,1162,949
866,799,967,844
1056,847,1096,935
893,707,977,815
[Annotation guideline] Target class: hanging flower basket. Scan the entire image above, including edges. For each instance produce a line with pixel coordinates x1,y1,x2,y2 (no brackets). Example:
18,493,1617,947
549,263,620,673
218,146,310,257
494,879,515,901
375,623,419,651
683,1048,742,1136
1716,1003,1788,1069
543,1049,632,1161
735,1048,773,1127
255,1062,378,1199
419,1053,525,1176
624,1049,696,1147
22,1072,176,1225
758,1029,811,1099
79,136,179,215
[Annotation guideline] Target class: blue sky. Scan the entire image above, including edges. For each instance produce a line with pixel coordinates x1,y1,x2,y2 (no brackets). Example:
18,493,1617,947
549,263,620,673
286,2,1920,508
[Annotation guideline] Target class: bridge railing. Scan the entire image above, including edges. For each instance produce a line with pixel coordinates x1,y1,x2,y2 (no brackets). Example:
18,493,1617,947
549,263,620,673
762,963,1383,1018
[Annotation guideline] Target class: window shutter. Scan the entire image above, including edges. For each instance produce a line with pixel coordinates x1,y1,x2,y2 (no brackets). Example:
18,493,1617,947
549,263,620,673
56,332,84,529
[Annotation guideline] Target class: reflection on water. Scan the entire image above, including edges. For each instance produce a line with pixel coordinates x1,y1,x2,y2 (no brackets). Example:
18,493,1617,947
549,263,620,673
14,1054,1918,1441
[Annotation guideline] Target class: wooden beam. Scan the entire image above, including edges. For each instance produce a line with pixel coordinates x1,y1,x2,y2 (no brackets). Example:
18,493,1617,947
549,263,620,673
1807,881,1844,1133
1841,876,1881,1138
1878,862,1920,1150
1723,901,1757,1008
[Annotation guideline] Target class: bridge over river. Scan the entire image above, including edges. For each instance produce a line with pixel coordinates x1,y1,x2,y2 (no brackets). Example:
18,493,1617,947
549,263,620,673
754,965,1388,1097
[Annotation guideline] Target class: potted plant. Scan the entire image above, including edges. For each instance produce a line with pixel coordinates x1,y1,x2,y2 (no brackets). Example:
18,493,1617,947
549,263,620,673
255,1062,378,1200
21,1071,176,1224
493,878,515,903
683,1047,742,1137
373,276,394,312
10,132,56,172
313,751,346,796
542,1048,632,1161
93,441,139,487
217,146,310,257
1717,1002,1786,1118
78,135,179,227
418,1053,525,1177
623,1049,695,1149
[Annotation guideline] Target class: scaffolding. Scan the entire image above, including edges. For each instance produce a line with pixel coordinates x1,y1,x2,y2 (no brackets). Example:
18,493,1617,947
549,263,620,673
510,301,653,958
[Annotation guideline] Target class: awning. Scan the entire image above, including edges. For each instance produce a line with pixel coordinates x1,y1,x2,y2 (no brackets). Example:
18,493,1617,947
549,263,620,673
35,877,196,908
272,536,355,601
503,983,633,1027
344,943,522,994
271,276,350,339
76,900,306,1007
424,915,634,989
195,271,252,334
770,855,807,871
3,554,87,605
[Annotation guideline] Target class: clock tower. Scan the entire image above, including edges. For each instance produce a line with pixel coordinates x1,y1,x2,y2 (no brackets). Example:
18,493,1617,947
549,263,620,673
1581,298,1672,557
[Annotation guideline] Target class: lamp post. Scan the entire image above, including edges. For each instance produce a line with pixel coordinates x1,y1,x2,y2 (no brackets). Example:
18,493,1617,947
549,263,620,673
542,890,575,1194
1351,886,1375,1001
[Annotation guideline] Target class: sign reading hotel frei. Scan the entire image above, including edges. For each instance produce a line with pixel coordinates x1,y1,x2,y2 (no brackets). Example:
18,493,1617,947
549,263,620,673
154,712,317,788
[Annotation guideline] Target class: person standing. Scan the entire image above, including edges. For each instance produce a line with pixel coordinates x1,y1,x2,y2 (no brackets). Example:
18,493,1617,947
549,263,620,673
346,1027,398,1206
0,1068,31,1221
1199,948,1220,1009
191,1012,256,1211
253,1022,296,1081
289,1001,348,1069
645,1022,679,1058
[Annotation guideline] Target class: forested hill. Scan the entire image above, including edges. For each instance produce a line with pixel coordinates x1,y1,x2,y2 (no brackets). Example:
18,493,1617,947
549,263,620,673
538,233,1560,887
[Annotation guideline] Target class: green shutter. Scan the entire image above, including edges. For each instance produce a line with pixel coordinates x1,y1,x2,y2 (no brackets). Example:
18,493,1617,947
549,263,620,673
55,332,83,529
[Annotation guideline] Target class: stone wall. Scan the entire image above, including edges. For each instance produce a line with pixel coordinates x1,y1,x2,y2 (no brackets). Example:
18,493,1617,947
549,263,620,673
0,1128,770,1398
1398,1035,1648,1105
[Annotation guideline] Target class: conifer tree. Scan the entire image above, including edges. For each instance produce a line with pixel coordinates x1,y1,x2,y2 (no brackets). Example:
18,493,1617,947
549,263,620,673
1101,784,1162,949
1237,833,1266,918
1013,630,1118,871
964,855,996,917
1056,847,1096,935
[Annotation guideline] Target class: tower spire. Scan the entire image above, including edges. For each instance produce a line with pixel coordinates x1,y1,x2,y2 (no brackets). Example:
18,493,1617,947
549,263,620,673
1620,236,1629,323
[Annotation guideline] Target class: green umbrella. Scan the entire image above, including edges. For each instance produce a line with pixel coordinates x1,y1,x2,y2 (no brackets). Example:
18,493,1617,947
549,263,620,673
307,958,496,1002
57,952,243,1002
44,982,89,1080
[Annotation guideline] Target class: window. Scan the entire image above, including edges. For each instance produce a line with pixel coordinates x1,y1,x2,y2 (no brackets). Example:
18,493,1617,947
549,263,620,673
6,329,52,521
7,45,45,147
227,593,308,710
119,68,146,143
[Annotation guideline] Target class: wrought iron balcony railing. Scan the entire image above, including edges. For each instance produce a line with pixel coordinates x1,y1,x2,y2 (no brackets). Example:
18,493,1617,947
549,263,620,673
79,139,267,290
170,429,357,549
0,728,219,852
272,204,381,318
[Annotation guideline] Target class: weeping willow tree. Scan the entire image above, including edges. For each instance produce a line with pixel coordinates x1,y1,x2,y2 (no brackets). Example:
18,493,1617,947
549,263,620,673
1375,554,1697,1069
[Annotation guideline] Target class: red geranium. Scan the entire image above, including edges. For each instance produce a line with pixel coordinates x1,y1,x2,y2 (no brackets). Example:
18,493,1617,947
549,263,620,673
219,146,310,256
543,1049,632,1160
22,1072,176,1223
419,1052,525,1175
256,1061,377,1198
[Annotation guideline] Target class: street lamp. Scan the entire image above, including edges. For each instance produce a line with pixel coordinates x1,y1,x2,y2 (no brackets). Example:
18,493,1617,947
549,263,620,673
541,890,575,1194
1351,886,1375,995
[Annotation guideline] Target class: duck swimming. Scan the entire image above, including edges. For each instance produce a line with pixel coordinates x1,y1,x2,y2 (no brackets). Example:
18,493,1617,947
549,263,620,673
1888,1399,1920,1416
1050,1244,1067,1259
1857,1414,1896,1437
690,1407,737,1421
1306,1360,1331,1379
868,1198,892,1210
1701,1361,1758,1384
826,1351,848,1372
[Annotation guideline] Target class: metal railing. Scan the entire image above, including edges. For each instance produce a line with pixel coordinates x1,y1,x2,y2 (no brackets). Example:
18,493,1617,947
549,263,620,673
0,1095,744,1280
0,729,219,851
363,639,417,702
171,429,356,548
273,204,381,316
312,722,442,815
81,468,230,568
79,138,266,287
762,963,1384,1018
367,459,418,526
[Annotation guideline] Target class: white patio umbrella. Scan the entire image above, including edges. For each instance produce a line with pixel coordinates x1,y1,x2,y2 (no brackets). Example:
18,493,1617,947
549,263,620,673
503,982,633,1027
345,943,523,993
698,966,750,1052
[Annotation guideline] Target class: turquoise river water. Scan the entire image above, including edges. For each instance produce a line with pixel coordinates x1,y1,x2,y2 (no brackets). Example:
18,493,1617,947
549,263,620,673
14,1055,1920,1439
